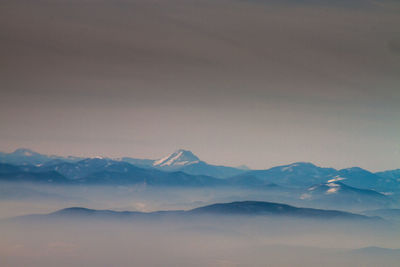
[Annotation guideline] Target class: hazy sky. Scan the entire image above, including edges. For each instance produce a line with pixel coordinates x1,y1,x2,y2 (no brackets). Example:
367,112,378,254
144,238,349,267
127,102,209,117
1,0,399,171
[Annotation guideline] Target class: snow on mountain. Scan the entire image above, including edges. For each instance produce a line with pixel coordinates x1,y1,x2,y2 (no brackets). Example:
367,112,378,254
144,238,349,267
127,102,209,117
325,182,340,194
151,149,246,178
237,162,337,187
327,176,346,183
153,149,200,168
308,181,352,195
302,181,393,210
0,148,83,166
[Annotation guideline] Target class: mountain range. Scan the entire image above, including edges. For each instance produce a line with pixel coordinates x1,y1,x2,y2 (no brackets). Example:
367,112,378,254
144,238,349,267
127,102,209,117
0,148,245,178
1,148,399,190
0,148,82,166
0,159,223,187
12,201,379,222
0,148,399,210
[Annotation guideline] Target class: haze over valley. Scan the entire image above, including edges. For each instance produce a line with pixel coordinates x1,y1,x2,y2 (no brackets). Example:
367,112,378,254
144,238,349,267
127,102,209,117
0,148,400,266
1,0,399,266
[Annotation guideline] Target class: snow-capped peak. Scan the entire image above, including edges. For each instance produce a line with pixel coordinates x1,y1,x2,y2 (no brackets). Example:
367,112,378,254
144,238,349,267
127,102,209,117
153,149,200,167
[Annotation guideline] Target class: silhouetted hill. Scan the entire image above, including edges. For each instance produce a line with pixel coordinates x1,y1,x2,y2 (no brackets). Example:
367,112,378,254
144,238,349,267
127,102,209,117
188,201,372,220
13,201,379,222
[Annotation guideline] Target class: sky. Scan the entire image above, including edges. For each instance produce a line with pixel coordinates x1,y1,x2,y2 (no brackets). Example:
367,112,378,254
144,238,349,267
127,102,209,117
0,0,399,171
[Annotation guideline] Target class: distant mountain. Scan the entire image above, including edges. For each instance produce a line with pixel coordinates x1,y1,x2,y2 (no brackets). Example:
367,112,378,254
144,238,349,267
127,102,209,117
153,149,200,168
338,167,400,192
224,174,281,188
0,148,82,166
118,149,247,178
34,158,136,180
151,149,246,178
117,157,155,168
0,159,224,186
13,201,377,222
300,181,392,210
56,158,225,186
236,165,251,170
231,162,337,187
0,163,70,183
229,163,400,194
0,148,246,179
188,201,374,220
0,163,21,173
376,169,400,181
82,168,224,186
1,148,398,193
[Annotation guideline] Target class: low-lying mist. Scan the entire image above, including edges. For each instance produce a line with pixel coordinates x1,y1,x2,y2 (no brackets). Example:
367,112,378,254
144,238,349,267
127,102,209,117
0,182,297,219
2,181,395,220
1,215,400,267
1,182,400,267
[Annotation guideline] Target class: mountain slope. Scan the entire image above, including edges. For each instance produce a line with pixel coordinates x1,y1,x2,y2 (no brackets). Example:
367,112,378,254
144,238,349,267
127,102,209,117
376,169,400,179
0,148,82,166
0,160,225,186
189,201,372,220
231,162,337,187
338,167,399,192
117,157,155,168
36,158,138,180
0,148,246,179
48,158,225,186
153,149,200,168
0,163,70,183
151,149,245,178
301,181,392,210
230,163,400,194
